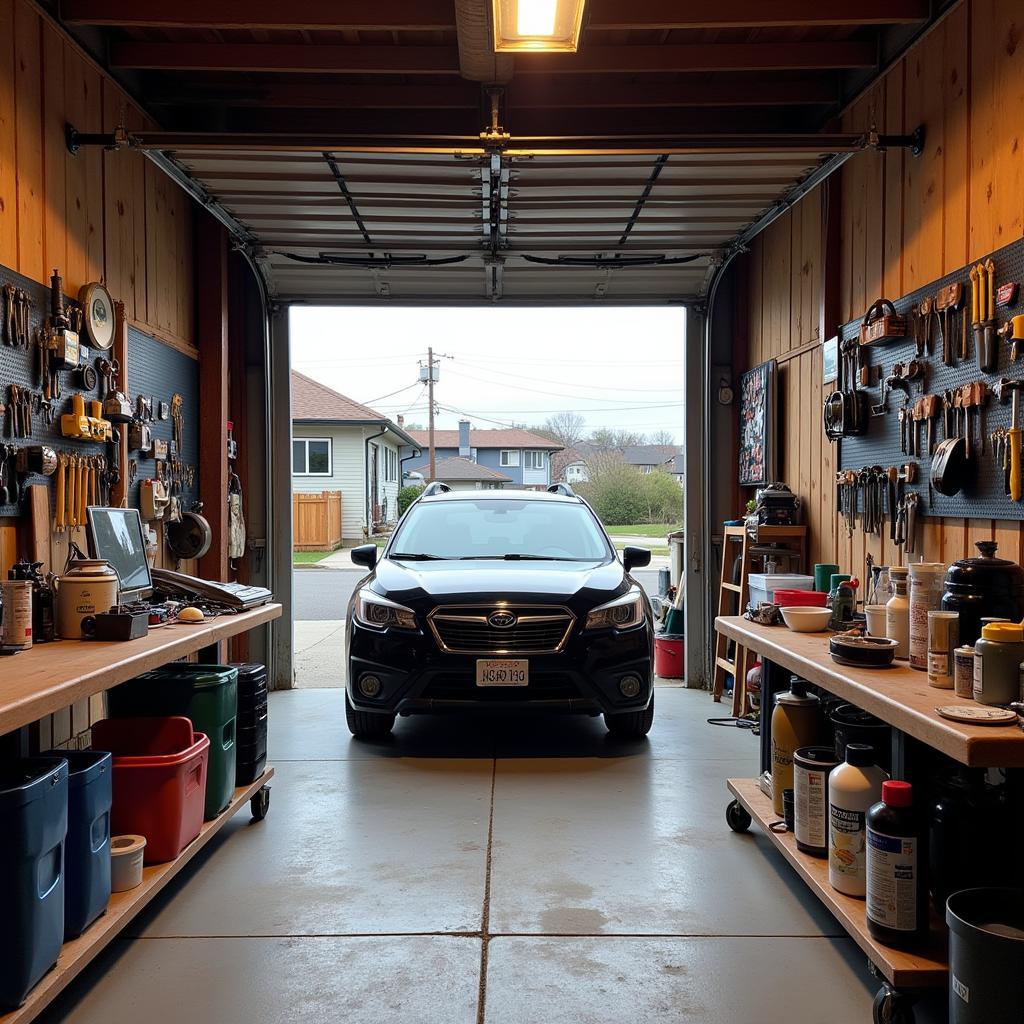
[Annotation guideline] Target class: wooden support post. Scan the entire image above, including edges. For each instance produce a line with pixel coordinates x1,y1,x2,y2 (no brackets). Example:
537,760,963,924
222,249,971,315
197,213,229,582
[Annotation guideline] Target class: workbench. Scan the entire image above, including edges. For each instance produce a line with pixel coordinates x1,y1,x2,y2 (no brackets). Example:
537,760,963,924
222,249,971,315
714,615,1024,1024
0,603,282,1024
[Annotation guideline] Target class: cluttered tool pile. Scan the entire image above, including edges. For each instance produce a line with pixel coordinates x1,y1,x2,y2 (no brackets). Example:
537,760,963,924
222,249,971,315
825,236,1024,539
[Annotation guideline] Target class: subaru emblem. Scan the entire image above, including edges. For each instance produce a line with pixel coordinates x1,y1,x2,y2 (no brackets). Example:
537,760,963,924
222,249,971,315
488,610,517,629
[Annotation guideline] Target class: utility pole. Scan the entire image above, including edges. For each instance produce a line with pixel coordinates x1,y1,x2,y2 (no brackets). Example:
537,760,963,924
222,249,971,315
427,345,436,482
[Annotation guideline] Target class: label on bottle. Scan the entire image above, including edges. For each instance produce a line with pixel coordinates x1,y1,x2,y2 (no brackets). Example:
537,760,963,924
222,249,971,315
829,804,866,884
973,650,984,700
794,765,828,848
866,828,917,932
928,651,952,681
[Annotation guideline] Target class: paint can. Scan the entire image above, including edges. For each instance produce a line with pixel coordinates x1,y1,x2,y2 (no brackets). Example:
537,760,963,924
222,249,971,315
0,580,33,652
793,746,839,857
928,611,960,689
954,646,976,700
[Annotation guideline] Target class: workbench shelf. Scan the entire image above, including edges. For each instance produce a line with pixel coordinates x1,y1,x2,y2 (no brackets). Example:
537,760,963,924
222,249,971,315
0,769,275,1024
725,778,948,992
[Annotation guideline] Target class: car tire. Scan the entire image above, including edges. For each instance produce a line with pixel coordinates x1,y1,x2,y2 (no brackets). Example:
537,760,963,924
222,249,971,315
604,692,655,738
345,694,396,739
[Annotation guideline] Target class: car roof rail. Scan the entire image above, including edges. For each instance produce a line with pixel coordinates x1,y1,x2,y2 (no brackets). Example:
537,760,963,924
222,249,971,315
547,482,576,497
421,481,452,496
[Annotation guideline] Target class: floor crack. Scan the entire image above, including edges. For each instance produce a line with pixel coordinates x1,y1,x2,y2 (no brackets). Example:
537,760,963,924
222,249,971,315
476,758,497,1024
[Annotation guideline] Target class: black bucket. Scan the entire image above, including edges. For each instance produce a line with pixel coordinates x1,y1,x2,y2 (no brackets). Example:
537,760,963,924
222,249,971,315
830,703,891,772
947,887,1024,1023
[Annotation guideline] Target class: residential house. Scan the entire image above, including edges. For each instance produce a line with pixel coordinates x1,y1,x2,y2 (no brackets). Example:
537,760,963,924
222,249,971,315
622,444,683,475
552,447,590,485
291,371,418,543
426,456,512,491
664,453,685,486
402,421,562,489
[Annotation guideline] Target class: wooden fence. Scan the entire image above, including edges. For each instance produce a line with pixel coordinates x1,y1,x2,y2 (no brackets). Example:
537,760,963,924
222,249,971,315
293,491,343,551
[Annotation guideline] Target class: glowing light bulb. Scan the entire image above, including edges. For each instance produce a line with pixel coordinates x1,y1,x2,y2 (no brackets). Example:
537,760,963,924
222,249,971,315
517,0,558,36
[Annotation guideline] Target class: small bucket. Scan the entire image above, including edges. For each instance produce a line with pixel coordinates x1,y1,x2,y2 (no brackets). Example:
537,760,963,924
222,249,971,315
654,635,684,679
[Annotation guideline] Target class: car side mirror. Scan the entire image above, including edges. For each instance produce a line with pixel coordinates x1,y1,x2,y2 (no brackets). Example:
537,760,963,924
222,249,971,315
623,546,651,572
351,544,378,569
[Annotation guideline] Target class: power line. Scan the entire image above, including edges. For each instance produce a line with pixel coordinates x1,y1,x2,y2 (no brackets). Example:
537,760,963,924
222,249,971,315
444,366,682,405
454,358,683,394
361,381,423,405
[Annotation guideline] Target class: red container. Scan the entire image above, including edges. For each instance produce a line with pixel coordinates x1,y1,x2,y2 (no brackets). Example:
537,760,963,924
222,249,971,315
90,717,209,864
654,635,684,679
773,589,828,608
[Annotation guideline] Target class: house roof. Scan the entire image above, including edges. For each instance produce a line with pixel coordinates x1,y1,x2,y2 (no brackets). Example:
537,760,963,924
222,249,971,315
406,428,563,451
431,457,513,483
551,447,588,477
291,370,416,445
622,445,683,467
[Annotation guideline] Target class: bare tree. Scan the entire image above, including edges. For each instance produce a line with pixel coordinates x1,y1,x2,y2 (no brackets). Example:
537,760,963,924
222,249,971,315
541,411,587,449
589,427,646,450
648,429,677,446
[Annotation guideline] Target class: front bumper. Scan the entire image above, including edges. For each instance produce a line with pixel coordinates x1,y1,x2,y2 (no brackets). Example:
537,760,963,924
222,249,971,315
347,617,653,716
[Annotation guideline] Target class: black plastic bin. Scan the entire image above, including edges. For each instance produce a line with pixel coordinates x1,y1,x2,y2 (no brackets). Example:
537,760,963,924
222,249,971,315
947,887,1024,1023
45,749,111,939
0,757,68,1010
232,663,268,786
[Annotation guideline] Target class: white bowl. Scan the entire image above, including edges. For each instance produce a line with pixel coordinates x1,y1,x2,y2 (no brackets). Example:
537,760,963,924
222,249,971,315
779,606,832,633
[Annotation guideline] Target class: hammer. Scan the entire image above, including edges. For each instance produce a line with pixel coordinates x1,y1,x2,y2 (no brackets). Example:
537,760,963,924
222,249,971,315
995,377,1024,501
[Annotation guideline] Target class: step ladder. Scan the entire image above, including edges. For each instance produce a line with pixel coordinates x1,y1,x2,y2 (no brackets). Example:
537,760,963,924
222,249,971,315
712,524,808,717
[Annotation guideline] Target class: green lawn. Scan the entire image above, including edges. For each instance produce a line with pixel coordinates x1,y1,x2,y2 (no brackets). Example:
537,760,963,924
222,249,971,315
605,524,680,537
293,550,332,564
614,542,670,557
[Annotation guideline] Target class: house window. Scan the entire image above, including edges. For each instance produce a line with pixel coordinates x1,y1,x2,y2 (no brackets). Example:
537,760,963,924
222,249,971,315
293,437,332,476
524,451,545,470
384,447,398,482
500,450,520,467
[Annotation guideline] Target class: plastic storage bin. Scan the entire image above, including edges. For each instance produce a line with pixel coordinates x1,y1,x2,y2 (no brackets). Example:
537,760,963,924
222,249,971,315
44,749,111,939
91,717,209,864
747,573,815,608
0,757,68,1010
109,665,237,820
232,663,268,786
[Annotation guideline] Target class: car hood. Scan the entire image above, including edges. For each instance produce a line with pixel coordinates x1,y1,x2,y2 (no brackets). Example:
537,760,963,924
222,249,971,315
372,556,628,604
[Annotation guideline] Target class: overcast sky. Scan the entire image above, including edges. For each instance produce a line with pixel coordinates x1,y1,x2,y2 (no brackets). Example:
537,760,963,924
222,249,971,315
290,306,686,441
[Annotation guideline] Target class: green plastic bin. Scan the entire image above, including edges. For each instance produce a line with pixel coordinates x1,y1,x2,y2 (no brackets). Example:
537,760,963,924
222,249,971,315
108,665,238,820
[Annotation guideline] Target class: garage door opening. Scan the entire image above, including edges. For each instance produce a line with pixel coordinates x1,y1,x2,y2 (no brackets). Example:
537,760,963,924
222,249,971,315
289,304,685,690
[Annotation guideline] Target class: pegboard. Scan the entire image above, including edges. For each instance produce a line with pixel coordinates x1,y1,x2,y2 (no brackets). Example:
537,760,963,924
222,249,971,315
0,264,107,516
125,325,199,511
838,234,1024,521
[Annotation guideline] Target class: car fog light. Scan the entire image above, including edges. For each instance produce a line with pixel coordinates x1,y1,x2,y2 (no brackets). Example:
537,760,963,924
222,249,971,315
619,675,642,698
359,674,383,698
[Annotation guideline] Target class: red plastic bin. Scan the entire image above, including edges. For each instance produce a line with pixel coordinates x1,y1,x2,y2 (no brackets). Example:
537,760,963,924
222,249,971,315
773,589,827,608
90,717,210,864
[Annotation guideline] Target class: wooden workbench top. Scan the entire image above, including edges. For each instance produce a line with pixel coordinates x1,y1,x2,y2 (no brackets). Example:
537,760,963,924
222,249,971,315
0,603,282,735
716,615,1024,767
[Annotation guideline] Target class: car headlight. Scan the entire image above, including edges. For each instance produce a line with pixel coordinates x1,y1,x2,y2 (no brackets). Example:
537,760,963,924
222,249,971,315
355,589,418,630
584,590,644,631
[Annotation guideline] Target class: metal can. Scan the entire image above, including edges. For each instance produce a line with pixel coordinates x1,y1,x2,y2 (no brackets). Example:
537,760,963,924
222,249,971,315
927,610,959,689
0,580,33,652
954,645,976,700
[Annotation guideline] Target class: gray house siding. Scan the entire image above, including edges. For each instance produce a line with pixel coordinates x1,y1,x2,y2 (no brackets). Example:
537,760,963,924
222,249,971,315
401,445,552,487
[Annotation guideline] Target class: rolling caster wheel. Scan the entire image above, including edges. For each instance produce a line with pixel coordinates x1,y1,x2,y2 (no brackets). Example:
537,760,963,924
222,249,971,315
726,799,751,833
250,786,271,821
872,985,915,1024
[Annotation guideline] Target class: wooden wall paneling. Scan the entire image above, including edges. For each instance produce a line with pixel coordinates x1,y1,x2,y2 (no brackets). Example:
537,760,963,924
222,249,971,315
863,91,886,309
0,0,16,268
102,78,135,321
749,235,763,361
943,4,971,274
13,3,43,282
126,105,148,325
0,524,17,577
41,21,66,278
844,96,870,322
144,159,168,333
882,64,906,301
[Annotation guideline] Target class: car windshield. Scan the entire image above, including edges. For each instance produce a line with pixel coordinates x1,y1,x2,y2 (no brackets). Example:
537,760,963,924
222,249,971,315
389,498,611,561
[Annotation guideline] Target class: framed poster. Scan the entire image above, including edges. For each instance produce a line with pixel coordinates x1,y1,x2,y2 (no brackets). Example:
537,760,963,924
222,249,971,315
738,359,776,487
822,335,839,384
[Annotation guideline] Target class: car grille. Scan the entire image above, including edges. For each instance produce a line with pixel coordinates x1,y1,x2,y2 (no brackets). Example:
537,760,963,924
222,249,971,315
428,605,575,655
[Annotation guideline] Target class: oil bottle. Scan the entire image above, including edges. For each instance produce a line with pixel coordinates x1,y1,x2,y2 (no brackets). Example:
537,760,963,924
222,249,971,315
828,743,889,897
770,677,822,817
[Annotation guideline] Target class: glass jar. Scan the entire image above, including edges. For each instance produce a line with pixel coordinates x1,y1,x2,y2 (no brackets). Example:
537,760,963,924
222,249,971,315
908,562,946,671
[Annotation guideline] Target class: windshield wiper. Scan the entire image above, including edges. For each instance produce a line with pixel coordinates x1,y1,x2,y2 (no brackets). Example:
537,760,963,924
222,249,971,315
389,552,446,561
459,553,590,561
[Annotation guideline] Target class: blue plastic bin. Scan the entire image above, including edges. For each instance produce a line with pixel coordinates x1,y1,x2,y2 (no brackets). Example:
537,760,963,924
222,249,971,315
46,750,112,938
0,757,68,1009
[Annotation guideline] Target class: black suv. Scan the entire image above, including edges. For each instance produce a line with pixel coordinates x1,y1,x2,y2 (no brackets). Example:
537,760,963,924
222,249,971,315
345,484,655,739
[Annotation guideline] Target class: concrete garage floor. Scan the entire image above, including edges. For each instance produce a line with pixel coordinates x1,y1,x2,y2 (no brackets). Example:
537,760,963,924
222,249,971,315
38,687,943,1024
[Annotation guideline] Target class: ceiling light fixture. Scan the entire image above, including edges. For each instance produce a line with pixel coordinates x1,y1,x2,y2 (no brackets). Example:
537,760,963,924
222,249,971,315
491,0,586,53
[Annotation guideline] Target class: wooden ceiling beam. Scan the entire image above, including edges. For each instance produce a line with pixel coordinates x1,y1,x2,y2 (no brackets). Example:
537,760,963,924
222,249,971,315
60,0,454,29
111,40,874,74
110,43,461,73
586,0,929,29
148,76,837,110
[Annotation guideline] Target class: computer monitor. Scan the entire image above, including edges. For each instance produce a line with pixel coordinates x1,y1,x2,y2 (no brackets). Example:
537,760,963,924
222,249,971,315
86,506,154,603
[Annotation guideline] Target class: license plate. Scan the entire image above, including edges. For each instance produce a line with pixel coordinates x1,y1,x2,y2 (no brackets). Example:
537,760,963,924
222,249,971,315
476,659,529,687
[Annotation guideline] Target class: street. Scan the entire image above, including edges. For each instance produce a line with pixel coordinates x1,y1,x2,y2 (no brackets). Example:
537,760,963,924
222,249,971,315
293,568,664,621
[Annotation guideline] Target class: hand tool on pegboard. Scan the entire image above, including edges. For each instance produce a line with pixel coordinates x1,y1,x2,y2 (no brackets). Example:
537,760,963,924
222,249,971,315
2,284,15,346
994,378,1024,502
936,282,964,366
